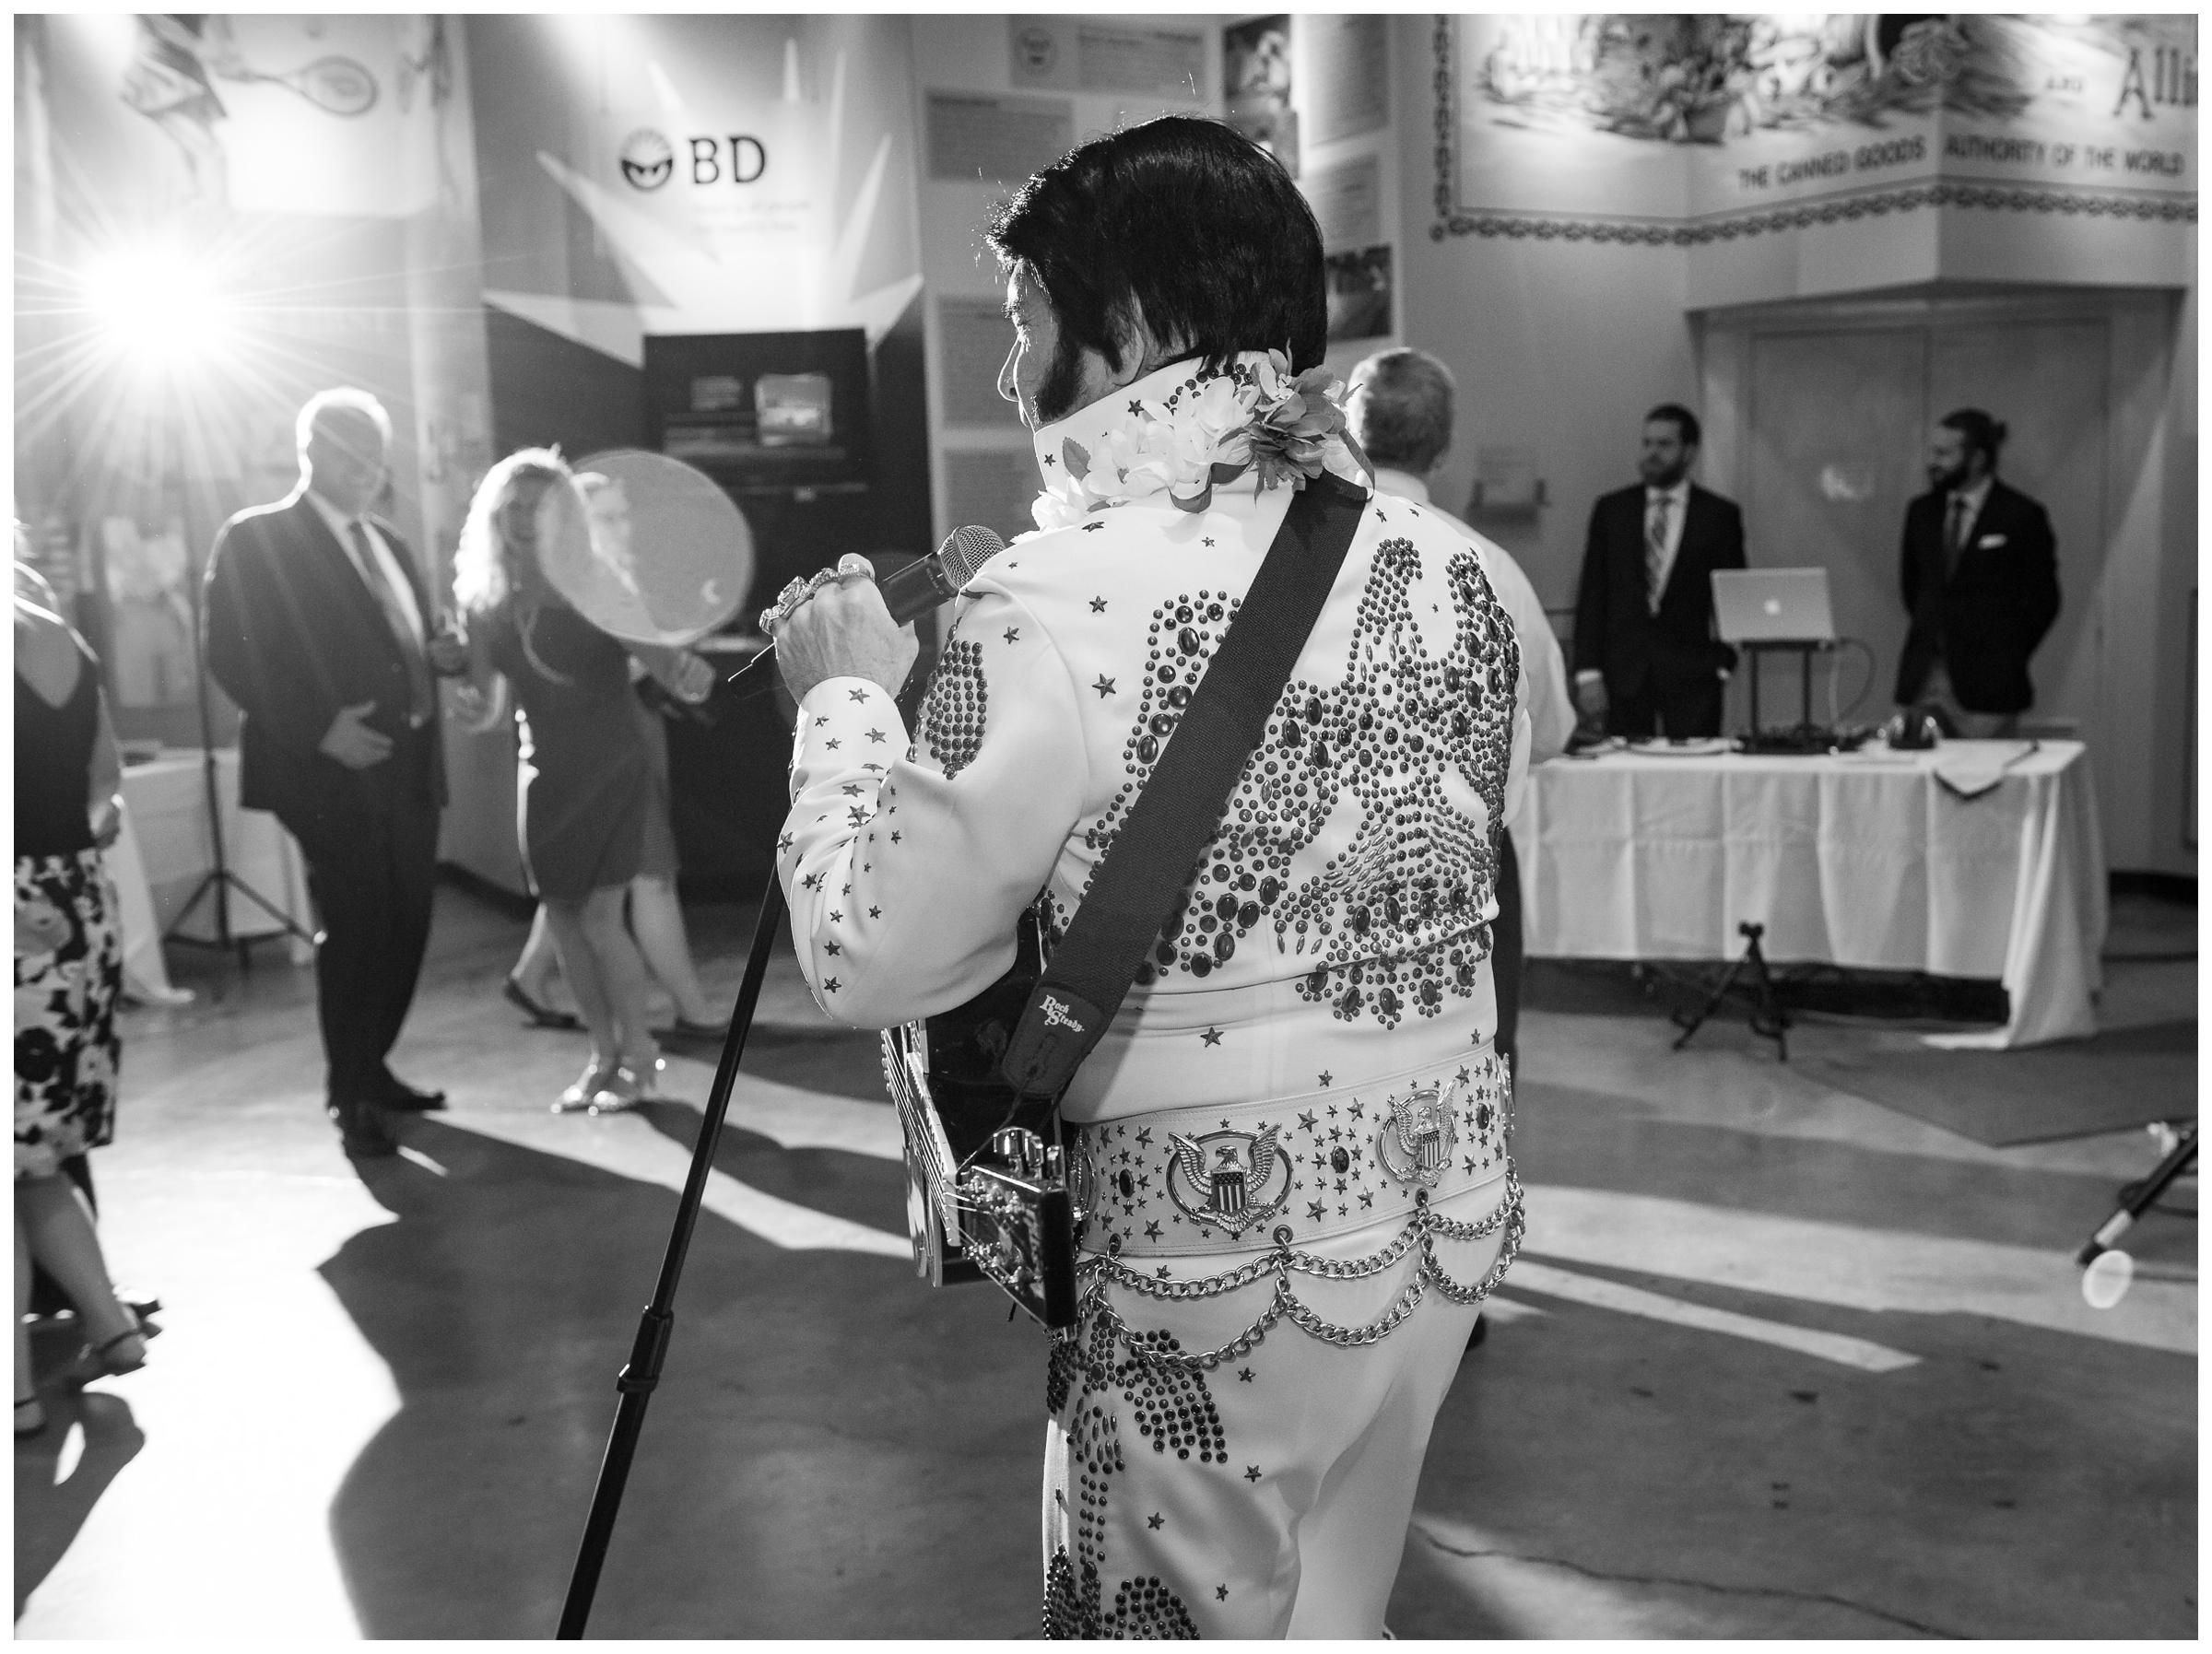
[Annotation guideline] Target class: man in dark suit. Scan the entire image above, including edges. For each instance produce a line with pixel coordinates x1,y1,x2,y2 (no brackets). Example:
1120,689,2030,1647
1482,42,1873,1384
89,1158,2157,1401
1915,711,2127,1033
1893,408,2059,740
1571,404,1747,738
204,389,465,1156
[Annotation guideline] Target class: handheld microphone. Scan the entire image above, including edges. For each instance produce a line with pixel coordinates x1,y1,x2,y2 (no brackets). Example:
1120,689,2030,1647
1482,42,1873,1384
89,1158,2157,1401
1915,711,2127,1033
726,524,1008,692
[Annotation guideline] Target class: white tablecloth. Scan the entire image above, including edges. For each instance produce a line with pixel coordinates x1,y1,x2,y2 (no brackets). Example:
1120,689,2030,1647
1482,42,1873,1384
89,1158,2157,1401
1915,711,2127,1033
116,750,316,967
1517,740,2107,1049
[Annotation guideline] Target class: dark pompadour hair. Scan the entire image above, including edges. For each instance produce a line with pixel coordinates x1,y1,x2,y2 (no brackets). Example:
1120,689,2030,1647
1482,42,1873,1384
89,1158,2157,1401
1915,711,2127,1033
1645,403,1702,448
985,115,1327,375
1939,407,2007,466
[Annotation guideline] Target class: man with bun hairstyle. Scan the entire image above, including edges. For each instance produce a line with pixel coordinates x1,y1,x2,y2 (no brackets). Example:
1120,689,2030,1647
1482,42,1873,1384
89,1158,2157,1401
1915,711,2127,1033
1894,407,2060,738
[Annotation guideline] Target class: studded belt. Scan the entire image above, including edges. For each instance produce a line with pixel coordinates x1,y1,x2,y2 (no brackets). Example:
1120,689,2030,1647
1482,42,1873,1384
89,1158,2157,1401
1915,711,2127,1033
1071,1049,1512,1259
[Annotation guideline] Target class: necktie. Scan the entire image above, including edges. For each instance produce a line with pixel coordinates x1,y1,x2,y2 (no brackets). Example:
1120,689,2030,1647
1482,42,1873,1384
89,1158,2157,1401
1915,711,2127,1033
1943,494,1971,583
1644,494,1669,614
347,521,435,725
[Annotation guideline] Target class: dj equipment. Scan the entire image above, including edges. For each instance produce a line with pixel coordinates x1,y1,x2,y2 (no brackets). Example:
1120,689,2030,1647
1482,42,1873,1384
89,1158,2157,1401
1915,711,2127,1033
1714,569,1846,755
725,522,1006,692
1884,706,1950,749
547,449,756,647
1712,568,1837,645
879,473,1371,1336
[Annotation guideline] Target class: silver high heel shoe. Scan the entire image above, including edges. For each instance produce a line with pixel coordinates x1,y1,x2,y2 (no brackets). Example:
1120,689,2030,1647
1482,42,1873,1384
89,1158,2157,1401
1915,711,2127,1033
554,1062,616,1114
588,1055,665,1115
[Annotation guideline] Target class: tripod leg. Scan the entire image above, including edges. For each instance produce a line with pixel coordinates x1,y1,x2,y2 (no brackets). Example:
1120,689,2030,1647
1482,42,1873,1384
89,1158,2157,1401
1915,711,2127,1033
1745,935,1789,1062
1673,952,1749,1050
218,870,318,947
2077,1128,2197,1263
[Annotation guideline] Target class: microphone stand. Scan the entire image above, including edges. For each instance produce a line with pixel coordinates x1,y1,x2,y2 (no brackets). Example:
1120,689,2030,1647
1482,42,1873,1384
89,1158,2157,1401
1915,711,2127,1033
556,871,786,1638
558,626,940,1638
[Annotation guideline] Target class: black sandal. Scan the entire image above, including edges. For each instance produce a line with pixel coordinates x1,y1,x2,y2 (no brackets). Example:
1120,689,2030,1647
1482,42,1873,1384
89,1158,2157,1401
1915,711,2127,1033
67,1319,159,1389
503,975,582,1030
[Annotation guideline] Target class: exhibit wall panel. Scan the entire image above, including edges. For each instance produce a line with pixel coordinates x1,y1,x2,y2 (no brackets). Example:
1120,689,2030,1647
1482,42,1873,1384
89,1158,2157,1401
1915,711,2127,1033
909,14,1222,548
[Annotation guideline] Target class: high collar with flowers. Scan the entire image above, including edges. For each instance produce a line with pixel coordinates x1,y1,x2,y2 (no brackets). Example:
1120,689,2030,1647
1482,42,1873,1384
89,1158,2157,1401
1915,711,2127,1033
1028,350,1371,533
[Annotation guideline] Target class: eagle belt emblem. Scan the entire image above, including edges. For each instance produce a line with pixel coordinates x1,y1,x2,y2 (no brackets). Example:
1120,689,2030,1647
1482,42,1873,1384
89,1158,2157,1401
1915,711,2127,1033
1376,1084,1456,1189
1166,1126,1290,1235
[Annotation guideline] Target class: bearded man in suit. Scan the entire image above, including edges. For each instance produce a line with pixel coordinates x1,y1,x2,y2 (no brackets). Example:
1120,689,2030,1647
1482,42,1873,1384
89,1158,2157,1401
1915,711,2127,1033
1893,408,2059,740
1571,404,1747,739
203,388,466,1156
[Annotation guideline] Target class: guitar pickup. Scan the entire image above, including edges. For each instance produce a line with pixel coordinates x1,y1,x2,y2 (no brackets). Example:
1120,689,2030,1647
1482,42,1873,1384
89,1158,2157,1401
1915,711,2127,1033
958,1138,1077,1334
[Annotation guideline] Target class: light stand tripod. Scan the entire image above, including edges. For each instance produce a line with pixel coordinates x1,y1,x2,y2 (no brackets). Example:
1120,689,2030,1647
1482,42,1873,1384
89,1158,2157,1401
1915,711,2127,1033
164,534,318,970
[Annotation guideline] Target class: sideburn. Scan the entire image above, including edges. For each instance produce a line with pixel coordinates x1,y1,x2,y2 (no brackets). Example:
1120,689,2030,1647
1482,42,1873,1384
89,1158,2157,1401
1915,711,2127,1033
1033,321,1092,428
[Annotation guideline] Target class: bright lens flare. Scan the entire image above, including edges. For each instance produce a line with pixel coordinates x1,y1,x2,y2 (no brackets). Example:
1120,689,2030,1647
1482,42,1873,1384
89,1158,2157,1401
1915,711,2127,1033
80,249,233,365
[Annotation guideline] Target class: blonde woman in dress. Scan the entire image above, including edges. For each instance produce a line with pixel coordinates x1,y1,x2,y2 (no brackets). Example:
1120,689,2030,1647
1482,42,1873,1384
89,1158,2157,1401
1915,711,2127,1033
453,452,712,1112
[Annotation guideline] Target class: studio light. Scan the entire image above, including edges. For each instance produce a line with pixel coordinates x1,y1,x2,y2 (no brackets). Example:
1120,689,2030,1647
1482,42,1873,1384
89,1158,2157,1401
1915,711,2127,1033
79,245,234,366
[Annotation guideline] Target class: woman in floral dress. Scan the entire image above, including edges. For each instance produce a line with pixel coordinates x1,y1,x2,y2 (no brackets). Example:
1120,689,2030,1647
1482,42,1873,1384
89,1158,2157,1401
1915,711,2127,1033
14,553,151,1437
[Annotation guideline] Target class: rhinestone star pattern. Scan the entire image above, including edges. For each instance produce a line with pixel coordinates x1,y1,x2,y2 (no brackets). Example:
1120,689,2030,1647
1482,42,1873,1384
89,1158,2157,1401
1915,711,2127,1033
1042,1314,1212,1638
917,637,987,780
1062,542,1520,1026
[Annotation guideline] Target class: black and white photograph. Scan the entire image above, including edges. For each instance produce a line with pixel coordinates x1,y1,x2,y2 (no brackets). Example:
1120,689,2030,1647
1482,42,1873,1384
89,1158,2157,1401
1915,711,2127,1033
1324,243,1394,344
10,11,2197,1642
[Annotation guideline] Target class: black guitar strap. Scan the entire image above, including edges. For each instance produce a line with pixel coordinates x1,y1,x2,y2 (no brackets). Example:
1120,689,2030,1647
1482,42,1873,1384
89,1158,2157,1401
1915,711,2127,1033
999,470,1369,1100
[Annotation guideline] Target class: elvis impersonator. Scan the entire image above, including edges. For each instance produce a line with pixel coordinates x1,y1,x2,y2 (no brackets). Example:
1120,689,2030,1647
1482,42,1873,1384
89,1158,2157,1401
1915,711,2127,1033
764,116,1530,1638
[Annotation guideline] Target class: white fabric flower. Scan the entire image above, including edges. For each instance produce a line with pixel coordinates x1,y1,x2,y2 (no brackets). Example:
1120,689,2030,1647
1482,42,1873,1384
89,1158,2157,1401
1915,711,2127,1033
1028,353,1362,524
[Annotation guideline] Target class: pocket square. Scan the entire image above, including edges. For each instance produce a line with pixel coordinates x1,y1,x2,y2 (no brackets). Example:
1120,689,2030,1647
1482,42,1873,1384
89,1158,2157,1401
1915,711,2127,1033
1977,533,2007,547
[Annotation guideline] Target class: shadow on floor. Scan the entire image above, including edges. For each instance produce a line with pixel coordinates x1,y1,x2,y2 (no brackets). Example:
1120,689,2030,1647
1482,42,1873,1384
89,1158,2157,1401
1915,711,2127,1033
15,1389,146,1618
1796,1020,2198,1147
318,1117,1044,1639
1397,1254,2196,1638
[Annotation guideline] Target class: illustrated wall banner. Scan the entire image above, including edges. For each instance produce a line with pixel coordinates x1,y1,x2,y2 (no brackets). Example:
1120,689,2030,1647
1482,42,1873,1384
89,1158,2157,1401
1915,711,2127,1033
472,15,923,368
1442,15,2196,240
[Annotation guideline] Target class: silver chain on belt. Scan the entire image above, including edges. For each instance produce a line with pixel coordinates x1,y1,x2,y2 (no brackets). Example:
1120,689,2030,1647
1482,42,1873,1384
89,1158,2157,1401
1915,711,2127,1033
1078,1169,1524,1372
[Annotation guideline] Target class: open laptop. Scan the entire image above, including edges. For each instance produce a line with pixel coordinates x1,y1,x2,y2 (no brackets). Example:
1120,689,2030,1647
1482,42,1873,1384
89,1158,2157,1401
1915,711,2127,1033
1711,569,1837,644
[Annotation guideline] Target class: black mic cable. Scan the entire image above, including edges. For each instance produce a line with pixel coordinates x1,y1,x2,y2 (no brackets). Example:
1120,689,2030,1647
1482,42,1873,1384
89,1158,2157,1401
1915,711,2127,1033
724,523,1007,697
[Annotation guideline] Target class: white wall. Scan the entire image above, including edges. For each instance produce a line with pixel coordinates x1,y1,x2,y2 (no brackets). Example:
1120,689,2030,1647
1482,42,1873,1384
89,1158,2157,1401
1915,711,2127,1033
1393,22,1698,616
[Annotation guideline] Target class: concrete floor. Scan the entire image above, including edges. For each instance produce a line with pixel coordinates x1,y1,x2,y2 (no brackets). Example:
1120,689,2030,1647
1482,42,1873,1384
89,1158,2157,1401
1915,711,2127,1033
15,886,2197,1638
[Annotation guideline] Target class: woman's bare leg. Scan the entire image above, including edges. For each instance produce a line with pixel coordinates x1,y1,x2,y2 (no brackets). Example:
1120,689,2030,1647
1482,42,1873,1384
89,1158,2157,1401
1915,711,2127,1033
510,904,567,1004
16,1176,139,1357
627,875,720,1026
